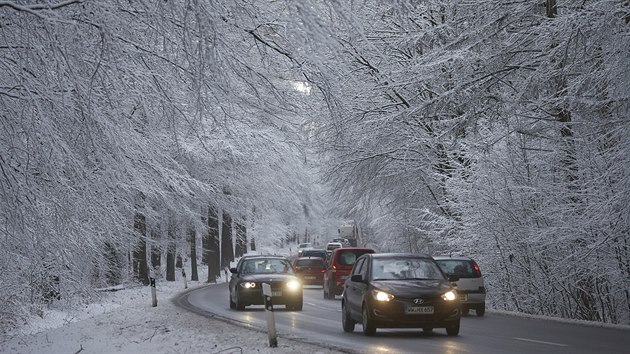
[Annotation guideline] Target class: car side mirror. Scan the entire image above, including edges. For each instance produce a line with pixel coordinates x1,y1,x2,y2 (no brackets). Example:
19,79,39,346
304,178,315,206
448,274,460,282
230,267,238,274
350,274,364,283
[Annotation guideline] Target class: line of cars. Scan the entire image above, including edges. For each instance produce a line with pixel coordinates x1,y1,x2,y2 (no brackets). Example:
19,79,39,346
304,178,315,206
228,246,485,337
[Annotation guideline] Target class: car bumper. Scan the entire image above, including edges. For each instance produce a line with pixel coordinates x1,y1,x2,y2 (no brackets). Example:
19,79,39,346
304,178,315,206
299,274,324,285
237,288,302,306
459,293,486,307
367,298,461,328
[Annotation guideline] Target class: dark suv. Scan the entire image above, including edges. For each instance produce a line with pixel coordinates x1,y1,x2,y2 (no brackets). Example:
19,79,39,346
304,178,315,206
323,247,375,299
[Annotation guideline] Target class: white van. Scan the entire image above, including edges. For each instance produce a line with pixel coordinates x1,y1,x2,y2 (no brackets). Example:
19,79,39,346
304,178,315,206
433,256,487,316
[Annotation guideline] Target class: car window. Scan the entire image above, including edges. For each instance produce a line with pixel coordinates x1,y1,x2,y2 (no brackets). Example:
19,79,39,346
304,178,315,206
241,258,294,275
371,258,444,280
302,250,326,259
358,258,368,277
337,250,371,266
352,258,365,276
296,258,324,267
435,260,478,278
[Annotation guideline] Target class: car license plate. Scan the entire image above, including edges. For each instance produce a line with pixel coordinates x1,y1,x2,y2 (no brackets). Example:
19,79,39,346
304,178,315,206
406,306,434,314
459,294,468,301
272,291,282,297
305,276,315,279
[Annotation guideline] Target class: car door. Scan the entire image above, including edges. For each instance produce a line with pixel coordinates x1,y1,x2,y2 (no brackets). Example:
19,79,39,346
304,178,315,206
346,257,367,318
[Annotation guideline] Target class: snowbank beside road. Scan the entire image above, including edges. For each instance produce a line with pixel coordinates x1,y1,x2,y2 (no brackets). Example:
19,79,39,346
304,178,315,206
0,268,340,354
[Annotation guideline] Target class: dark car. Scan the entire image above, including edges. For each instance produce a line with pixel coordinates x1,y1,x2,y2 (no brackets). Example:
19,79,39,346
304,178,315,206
229,255,303,311
300,249,328,262
293,257,326,285
341,253,461,336
323,247,375,299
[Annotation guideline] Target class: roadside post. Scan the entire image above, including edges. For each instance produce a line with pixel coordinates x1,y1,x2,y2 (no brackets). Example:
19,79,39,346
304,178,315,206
182,268,187,289
150,277,157,307
261,283,278,347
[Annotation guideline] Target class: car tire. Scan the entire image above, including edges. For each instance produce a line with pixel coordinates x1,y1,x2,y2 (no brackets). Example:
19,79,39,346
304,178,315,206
476,304,486,317
229,294,236,309
289,297,303,311
327,281,336,299
235,292,245,311
362,305,376,336
342,301,355,333
446,320,460,336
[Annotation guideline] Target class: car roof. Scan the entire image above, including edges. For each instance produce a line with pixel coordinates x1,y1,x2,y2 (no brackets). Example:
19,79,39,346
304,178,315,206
333,247,373,252
295,256,325,261
240,255,288,261
432,255,474,261
367,252,433,259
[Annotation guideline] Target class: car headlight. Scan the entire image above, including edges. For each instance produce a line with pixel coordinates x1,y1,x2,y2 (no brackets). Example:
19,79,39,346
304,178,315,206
371,290,394,302
239,282,256,289
286,280,301,290
442,290,457,301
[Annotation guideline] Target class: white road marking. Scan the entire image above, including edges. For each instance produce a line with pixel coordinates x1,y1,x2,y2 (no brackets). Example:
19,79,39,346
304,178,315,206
513,337,568,347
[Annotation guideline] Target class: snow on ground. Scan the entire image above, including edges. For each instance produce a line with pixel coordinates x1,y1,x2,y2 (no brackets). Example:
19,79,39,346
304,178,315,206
0,250,342,354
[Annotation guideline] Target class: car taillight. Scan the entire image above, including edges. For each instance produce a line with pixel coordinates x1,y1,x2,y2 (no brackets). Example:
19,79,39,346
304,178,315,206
320,269,326,273
479,286,486,294
473,263,482,277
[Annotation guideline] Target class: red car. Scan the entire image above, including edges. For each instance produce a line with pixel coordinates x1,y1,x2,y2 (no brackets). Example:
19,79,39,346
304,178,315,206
293,257,326,285
323,247,375,299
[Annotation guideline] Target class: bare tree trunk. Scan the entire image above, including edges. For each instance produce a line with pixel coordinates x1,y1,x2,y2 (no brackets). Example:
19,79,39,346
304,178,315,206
151,229,161,277
207,206,220,282
189,228,198,281
235,218,247,257
166,222,176,281
133,212,149,285
220,211,234,270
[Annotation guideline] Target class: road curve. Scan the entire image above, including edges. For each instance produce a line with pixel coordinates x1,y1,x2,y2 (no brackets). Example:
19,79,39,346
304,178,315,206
175,283,630,354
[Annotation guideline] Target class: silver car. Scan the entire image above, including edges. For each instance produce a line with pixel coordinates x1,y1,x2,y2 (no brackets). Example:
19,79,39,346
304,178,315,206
434,256,487,316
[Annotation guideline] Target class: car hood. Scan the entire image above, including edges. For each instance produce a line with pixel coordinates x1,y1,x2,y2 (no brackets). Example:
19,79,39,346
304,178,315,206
240,273,297,282
371,279,452,297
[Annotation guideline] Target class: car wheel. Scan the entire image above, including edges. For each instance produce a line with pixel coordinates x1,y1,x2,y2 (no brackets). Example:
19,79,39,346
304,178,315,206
235,292,245,311
290,297,303,311
362,305,376,336
327,281,336,299
229,293,236,309
342,301,355,333
446,320,460,336
476,304,485,317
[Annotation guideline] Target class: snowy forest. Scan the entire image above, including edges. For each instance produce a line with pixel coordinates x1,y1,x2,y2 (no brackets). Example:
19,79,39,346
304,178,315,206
1,0,629,330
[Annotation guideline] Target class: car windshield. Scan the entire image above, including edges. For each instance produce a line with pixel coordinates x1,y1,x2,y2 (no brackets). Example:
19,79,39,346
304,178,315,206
241,258,294,275
371,258,444,280
302,250,326,258
435,259,477,278
337,250,371,266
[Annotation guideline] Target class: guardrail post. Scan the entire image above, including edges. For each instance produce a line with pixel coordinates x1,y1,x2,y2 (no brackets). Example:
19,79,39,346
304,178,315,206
262,283,277,347
150,277,157,307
